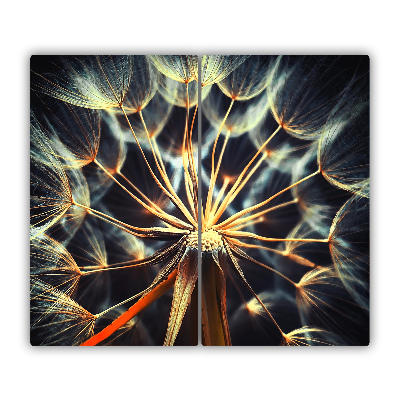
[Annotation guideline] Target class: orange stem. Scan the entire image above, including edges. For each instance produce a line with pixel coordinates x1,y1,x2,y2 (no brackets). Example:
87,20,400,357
81,270,177,346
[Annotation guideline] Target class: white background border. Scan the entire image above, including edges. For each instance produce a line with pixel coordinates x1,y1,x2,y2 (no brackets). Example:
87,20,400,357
2,1,398,398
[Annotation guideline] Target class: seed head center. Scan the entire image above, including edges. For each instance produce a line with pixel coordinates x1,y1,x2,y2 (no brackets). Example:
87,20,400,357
187,229,223,252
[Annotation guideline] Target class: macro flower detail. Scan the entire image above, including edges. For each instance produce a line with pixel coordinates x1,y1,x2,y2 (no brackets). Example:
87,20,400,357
30,55,369,346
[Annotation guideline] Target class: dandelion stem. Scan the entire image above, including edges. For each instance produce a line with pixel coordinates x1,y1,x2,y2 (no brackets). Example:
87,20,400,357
81,240,185,275
210,99,235,179
205,99,235,227
187,88,198,191
228,238,317,268
214,169,320,229
223,198,299,230
73,201,189,238
210,126,282,226
228,153,268,205
208,177,230,225
227,217,264,231
202,254,231,345
222,229,329,243
188,103,199,221
138,110,189,220
181,83,198,221
121,105,196,227
94,159,192,230
181,88,195,211
223,239,284,336
205,130,231,228
118,171,164,213
80,270,177,346
227,239,297,286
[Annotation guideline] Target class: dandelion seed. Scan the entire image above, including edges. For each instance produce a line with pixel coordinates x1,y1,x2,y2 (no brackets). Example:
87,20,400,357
197,55,250,87
32,56,134,109
30,278,96,345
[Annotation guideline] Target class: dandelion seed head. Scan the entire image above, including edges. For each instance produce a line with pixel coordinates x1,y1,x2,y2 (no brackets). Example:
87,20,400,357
31,55,369,346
